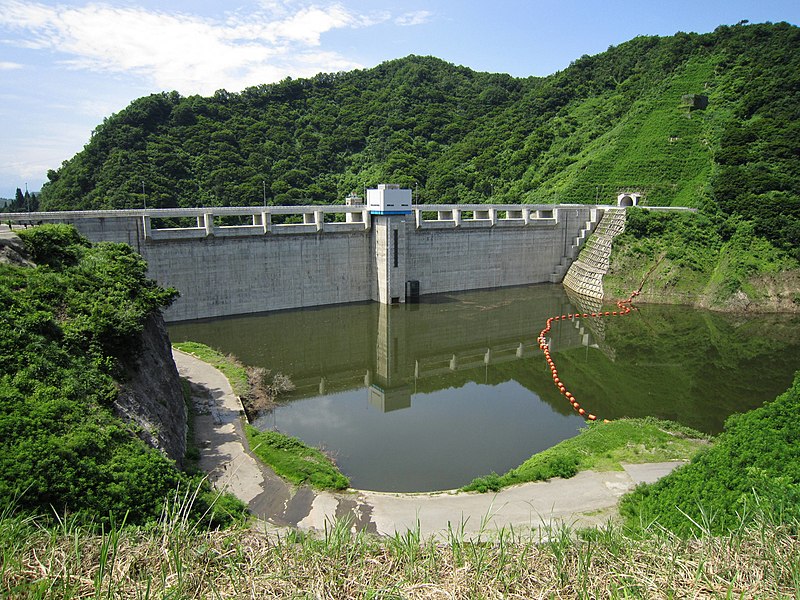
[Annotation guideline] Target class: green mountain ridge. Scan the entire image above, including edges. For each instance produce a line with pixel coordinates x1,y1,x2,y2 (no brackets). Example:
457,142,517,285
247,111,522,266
38,22,799,255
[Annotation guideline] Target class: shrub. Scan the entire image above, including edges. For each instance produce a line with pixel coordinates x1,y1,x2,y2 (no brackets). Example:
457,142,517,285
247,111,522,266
17,223,89,267
621,372,800,535
0,225,211,527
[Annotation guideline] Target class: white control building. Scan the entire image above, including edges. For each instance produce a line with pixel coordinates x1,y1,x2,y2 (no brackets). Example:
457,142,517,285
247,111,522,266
367,184,412,215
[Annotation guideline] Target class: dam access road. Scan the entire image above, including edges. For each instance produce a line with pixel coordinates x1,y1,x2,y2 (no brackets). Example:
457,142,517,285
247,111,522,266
174,349,685,538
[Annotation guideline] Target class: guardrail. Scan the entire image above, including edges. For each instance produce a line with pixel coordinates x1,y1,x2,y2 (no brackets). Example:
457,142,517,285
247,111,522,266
2,203,693,240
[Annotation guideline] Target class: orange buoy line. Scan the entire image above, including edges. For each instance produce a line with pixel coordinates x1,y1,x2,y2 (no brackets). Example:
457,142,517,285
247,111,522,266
537,290,640,422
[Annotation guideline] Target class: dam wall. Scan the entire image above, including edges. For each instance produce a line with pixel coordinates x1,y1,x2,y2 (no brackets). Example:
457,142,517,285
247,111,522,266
146,231,374,320
401,205,598,297
6,204,605,322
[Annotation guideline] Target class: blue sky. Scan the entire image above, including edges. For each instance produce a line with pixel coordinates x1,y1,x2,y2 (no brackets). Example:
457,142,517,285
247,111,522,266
1,0,798,199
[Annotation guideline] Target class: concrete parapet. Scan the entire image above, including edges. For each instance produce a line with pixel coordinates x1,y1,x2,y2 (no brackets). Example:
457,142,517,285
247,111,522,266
413,204,559,229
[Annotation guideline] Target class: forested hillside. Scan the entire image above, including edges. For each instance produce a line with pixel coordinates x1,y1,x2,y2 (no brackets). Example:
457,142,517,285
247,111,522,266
39,22,798,255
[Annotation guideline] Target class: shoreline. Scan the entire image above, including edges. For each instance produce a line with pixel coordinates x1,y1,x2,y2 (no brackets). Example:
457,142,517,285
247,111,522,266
174,348,691,537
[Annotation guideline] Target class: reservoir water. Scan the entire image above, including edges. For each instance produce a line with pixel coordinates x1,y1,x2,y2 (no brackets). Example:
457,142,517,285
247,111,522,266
168,284,800,492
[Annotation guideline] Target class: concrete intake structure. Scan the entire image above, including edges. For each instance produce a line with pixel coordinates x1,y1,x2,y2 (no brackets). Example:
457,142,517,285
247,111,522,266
6,199,607,322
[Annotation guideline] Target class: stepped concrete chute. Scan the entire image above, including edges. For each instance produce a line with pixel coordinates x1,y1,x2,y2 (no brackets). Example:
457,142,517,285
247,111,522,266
6,202,603,322
562,208,627,301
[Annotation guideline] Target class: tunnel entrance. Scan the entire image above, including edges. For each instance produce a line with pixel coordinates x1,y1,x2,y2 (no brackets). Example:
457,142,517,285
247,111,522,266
617,192,640,207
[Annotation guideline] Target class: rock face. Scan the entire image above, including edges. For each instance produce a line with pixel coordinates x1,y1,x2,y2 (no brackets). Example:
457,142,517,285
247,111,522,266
115,313,187,467
0,228,35,267
701,270,800,314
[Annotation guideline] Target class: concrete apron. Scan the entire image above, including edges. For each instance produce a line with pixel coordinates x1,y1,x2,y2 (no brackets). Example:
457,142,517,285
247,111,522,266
173,349,685,539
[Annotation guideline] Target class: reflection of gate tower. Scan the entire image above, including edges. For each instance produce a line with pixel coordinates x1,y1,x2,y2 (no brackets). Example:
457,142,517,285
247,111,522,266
368,302,411,411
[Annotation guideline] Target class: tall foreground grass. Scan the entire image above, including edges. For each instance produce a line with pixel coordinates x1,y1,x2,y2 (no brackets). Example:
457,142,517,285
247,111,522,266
3,506,799,599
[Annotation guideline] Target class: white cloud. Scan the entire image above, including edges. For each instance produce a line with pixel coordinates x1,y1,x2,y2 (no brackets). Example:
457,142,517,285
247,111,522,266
0,61,23,69
395,10,432,27
0,126,89,187
0,1,397,94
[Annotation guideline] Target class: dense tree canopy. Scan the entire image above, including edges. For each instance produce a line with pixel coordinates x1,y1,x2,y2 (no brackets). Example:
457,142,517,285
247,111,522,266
38,22,799,254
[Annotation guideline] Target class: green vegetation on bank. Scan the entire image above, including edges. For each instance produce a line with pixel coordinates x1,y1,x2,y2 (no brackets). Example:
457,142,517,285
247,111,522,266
0,225,243,526
605,207,799,309
621,371,800,536
244,425,349,490
174,339,338,489
463,418,708,493
173,340,294,416
37,23,799,262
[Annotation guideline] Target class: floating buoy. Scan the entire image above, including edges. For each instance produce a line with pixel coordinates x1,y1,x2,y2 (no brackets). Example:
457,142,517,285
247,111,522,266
538,290,640,423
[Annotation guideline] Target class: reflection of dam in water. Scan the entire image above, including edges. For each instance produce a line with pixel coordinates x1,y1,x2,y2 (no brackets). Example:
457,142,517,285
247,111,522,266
171,284,596,412
169,284,598,492
261,284,597,413
362,296,599,413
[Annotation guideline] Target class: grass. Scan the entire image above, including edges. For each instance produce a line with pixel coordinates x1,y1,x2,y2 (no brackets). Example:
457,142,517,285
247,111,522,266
463,418,709,492
244,424,350,491
2,506,799,599
172,341,249,397
621,371,800,536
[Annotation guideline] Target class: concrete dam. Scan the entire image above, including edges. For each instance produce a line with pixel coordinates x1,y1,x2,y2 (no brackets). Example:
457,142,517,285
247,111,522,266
7,188,610,322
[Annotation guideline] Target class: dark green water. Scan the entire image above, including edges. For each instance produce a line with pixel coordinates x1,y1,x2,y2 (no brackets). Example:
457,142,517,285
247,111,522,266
168,284,800,492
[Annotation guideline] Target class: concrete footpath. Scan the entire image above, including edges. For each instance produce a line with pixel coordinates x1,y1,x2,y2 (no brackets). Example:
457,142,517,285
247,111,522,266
174,349,685,538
